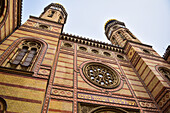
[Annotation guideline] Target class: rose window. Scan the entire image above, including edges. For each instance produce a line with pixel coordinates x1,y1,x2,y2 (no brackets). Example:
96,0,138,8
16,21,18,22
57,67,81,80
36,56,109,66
83,62,120,88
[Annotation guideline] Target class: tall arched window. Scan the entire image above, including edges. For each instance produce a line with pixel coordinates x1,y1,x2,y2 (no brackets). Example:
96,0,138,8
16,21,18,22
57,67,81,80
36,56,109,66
9,41,41,71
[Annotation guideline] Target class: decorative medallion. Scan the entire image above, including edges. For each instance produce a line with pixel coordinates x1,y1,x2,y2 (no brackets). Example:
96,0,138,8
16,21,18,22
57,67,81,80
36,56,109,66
82,62,121,89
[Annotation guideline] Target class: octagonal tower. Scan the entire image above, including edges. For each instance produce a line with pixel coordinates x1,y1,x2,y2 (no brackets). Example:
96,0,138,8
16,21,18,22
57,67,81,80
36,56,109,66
105,19,141,47
40,3,67,24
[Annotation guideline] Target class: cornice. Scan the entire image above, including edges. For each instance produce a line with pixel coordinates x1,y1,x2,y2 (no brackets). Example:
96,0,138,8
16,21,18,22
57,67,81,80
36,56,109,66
61,33,124,53
124,40,152,49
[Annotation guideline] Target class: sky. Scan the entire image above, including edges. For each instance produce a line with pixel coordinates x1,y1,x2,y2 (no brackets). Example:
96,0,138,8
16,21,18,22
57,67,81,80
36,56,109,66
22,0,170,56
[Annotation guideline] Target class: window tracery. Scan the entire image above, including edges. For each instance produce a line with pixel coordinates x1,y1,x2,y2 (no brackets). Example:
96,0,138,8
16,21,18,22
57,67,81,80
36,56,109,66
9,41,41,70
82,62,120,88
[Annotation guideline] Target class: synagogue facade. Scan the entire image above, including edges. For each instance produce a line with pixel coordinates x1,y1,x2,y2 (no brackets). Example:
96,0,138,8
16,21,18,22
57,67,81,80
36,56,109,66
0,1,169,113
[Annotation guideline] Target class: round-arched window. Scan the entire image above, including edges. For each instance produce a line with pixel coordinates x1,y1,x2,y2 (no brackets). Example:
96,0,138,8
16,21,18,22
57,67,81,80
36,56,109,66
82,62,120,89
158,67,170,81
103,52,111,57
64,43,72,48
79,46,87,51
117,54,124,60
91,49,99,54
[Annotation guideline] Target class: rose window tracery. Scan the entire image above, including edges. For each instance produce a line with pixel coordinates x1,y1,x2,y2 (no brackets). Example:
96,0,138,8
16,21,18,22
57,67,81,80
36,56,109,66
83,62,120,88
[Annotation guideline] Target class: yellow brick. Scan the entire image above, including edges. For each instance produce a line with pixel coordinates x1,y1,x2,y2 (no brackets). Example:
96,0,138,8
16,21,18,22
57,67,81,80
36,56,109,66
55,71,73,79
132,85,146,92
141,67,150,80
49,99,72,111
54,77,73,87
58,57,73,63
152,82,164,98
56,67,73,73
60,53,73,59
148,77,159,91
144,72,154,85
135,91,150,98
0,85,45,101
6,99,42,113
0,73,47,89
126,75,139,80
57,61,73,68
135,59,143,71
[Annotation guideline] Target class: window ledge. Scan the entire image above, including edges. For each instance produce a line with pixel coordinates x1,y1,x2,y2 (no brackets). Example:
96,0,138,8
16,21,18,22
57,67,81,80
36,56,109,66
0,66,34,76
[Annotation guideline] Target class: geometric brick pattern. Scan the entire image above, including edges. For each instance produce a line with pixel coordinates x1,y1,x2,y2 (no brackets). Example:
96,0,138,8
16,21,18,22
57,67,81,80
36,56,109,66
52,89,73,97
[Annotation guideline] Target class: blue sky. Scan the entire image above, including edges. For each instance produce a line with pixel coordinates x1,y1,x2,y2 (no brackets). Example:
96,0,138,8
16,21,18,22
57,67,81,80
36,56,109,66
22,0,170,56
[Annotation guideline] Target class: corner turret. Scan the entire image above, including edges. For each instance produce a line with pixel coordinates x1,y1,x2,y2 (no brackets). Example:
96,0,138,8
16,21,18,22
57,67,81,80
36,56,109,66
39,3,67,24
105,19,141,47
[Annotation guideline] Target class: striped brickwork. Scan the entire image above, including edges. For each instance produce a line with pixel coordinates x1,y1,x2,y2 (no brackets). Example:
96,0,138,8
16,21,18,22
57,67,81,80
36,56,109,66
125,42,170,112
110,27,141,47
43,37,161,113
0,0,22,41
0,15,64,112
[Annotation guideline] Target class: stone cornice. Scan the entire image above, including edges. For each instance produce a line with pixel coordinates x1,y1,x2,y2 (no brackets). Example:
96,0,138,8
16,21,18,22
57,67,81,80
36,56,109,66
60,33,124,53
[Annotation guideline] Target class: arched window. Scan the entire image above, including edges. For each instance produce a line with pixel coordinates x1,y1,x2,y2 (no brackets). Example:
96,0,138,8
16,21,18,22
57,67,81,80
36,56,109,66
48,10,55,17
58,16,62,23
9,40,41,71
0,97,7,112
0,37,47,74
158,67,170,81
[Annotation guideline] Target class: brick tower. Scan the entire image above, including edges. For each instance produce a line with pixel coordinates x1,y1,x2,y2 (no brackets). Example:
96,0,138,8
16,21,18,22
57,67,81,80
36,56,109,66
105,19,170,113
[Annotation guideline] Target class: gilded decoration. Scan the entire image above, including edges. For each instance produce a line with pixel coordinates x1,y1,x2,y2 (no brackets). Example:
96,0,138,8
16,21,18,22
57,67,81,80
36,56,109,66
82,62,121,89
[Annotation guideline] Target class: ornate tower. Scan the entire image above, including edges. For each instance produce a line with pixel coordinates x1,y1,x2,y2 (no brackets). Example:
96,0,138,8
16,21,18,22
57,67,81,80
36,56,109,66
105,19,141,47
39,3,67,24
105,19,170,113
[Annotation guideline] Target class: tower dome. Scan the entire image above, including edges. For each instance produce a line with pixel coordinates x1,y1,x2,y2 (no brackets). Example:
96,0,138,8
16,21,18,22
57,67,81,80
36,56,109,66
104,19,118,30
